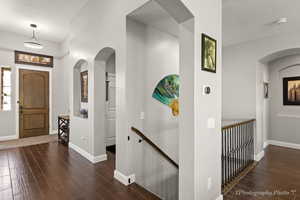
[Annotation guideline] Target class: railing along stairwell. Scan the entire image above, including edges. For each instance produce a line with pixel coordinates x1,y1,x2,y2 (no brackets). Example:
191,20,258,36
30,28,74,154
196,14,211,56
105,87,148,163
221,119,256,194
131,127,179,169
132,119,256,196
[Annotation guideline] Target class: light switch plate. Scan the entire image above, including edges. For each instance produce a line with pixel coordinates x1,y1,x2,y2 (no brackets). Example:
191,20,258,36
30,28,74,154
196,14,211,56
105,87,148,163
207,118,215,129
140,112,145,120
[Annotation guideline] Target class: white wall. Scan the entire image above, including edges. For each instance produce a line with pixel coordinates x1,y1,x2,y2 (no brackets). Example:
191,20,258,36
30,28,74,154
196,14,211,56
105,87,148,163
106,53,115,74
223,32,300,155
127,19,179,199
269,55,300,144
0,32,67,137
62,0,222,199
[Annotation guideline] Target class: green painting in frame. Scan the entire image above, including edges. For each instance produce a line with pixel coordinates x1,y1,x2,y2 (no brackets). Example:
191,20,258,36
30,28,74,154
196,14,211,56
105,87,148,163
202,33,217,73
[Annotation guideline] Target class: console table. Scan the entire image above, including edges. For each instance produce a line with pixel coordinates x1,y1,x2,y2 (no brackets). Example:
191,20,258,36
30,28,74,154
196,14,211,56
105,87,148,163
58,115,70,145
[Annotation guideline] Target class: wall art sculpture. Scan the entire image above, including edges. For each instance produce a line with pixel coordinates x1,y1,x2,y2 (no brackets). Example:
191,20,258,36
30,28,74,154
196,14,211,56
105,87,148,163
152,74,179,116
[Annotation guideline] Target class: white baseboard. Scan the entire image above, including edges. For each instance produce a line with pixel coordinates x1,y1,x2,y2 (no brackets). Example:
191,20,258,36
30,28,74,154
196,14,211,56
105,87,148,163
51,130,58,135
105,137,116,147
216,195,223,200
267,140,300,150
263,141,269,149
93,154,108,163
69,142,107,164
254,150,264,162
114,170,135,186
0,135,18,141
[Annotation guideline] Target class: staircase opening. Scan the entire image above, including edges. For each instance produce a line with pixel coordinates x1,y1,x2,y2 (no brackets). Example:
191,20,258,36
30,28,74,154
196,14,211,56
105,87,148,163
126,0,194,199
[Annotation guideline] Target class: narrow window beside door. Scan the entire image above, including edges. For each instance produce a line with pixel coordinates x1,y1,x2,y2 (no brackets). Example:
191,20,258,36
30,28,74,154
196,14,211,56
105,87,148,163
1,67,11,111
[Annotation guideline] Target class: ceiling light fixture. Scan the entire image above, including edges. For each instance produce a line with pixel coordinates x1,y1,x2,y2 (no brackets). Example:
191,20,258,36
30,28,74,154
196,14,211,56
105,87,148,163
24,24,43,49
275,17,288,25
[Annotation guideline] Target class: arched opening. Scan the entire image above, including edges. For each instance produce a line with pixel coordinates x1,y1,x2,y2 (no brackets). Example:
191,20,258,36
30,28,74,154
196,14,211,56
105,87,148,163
257,48,300,152
93,47,116,162
73,59,89,118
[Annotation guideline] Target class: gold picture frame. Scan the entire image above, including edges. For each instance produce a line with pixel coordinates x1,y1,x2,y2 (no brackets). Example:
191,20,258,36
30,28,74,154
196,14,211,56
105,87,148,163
201,34,217,73
81,71,88,102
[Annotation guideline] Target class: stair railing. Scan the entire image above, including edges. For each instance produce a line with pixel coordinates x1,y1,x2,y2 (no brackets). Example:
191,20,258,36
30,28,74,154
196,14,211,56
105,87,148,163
221,119,255,192
131,127,179,169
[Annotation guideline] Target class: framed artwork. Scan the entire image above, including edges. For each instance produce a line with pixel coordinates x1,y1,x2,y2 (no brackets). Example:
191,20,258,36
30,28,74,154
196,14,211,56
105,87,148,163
15,51,53,67
152,74,179,116
201,34,217,73
264,82,269,99
81,71,88,102
283,76,300,105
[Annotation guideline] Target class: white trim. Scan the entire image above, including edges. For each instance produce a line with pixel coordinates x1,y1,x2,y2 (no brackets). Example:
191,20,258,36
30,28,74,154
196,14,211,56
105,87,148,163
105,137,116,146
15,65,53,139
93,154,108,163
267,140,300,150
113,170,135,186
69,142,107,163
0,135,18,141
263,141,269,149
51,130,58,135
216,195,223,200
277,113,300,118
254,151,265,162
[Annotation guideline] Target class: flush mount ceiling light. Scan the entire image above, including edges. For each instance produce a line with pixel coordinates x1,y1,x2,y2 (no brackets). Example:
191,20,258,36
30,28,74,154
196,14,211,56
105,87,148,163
274,17,288,25
24,24,43,49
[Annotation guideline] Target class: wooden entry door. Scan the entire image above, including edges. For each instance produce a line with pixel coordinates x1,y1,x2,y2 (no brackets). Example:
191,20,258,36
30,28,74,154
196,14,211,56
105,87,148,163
19,69,49,138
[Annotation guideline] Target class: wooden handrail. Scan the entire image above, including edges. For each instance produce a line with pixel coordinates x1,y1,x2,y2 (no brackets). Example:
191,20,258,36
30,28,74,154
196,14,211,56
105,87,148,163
131,127,179,169
222,119,255,130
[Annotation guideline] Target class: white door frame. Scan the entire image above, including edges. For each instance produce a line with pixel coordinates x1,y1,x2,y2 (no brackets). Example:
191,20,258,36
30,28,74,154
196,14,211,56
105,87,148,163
15,65,53,139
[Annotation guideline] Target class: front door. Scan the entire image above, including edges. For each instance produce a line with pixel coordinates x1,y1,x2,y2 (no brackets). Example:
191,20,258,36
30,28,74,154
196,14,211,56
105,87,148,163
19,69,49,138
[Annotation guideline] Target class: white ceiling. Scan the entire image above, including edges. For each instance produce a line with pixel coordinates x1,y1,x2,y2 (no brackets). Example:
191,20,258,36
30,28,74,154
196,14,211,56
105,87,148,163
0,0,89,43
128,0,179,37
223,0,300,46
0,0,298,46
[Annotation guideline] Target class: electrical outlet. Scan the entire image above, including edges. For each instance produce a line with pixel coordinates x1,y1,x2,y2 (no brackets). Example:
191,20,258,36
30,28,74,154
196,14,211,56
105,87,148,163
207,177,212,190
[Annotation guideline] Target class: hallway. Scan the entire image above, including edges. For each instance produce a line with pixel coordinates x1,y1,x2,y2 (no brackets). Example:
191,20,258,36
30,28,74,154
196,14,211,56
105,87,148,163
0,142,159,200
224,145,300,200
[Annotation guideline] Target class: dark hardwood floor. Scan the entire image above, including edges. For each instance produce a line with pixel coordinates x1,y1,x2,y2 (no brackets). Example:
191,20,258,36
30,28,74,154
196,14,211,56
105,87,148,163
224,145,300,200
1,142,299,200
0,142,160,200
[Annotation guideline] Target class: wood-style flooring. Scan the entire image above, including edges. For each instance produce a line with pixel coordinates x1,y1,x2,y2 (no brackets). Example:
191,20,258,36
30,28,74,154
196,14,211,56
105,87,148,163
0,142,160,200
224,145,300,200
1,141,299,200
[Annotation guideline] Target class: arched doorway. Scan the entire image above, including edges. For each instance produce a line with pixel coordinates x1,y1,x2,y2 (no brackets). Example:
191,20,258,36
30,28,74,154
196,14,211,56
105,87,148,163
93,47,116,162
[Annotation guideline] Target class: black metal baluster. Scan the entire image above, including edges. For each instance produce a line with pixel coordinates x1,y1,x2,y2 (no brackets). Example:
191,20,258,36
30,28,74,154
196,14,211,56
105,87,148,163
225,128,227,183
239,124,241,172
234,126,237,178
229,128,234,181
222,129,224,187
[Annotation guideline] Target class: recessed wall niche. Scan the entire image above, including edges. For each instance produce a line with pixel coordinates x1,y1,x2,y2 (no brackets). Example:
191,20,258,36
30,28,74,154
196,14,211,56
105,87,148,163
73,59,89,118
